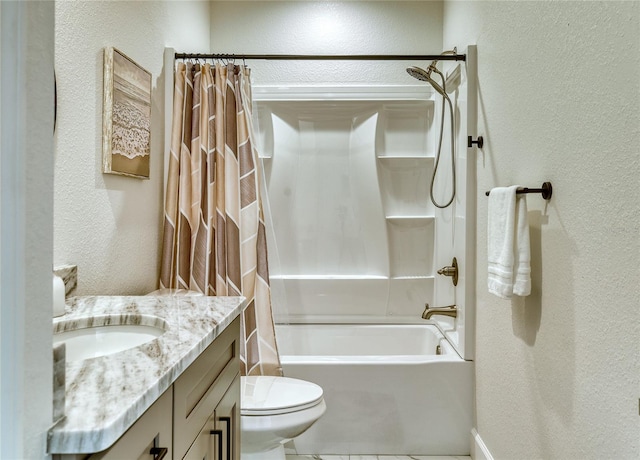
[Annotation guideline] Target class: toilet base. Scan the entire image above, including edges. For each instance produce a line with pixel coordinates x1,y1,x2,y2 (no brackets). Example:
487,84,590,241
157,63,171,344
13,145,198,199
241,443,285,460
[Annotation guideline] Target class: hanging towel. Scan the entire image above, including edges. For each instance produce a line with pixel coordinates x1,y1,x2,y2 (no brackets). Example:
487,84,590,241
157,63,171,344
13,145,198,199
487,186,531,298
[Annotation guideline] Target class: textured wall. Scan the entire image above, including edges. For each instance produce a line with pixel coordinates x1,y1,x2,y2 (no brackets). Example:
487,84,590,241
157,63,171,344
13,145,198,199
54,1,210,295
443,1,640,458
211,1,443,85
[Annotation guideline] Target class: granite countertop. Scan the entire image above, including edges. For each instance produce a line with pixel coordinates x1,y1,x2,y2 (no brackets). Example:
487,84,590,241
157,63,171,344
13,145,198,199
47,293,247,454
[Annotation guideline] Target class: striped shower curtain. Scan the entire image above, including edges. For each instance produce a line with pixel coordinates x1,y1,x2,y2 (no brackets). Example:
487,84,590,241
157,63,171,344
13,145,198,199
160,62,282,377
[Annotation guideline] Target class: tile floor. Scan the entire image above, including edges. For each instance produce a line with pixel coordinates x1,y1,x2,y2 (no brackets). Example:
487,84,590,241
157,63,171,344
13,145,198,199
286,456,471,460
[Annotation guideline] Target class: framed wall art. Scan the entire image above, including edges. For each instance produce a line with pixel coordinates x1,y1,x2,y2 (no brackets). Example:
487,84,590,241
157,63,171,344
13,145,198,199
102,47,151,179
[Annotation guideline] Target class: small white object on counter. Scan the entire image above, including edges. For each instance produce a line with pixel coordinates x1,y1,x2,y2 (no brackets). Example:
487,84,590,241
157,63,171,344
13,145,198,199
53,274,66,317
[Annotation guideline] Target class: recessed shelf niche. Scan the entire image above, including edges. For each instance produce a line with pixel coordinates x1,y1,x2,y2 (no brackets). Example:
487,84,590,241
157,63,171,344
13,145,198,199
377,157,434,217
375,101,434,158
386,217,435,278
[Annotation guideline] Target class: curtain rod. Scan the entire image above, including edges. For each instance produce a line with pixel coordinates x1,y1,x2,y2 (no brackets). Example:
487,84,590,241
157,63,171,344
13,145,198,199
174,53,466,62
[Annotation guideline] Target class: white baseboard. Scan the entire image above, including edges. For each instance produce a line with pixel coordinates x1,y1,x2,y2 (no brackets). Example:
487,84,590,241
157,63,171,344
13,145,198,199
471,428,494,460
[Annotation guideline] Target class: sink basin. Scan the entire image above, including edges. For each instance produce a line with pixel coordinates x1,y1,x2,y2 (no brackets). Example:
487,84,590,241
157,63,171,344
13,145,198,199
54,316,167,361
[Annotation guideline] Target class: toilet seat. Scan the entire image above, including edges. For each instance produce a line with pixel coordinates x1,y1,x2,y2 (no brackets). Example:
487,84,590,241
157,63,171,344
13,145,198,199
241,376,324,416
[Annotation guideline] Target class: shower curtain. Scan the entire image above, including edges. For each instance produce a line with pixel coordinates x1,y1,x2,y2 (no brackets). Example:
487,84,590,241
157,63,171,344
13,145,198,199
160,61,282,377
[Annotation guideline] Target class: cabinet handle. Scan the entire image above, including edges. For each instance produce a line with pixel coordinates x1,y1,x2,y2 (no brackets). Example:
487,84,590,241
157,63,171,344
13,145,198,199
149,447,168,460
218,416,232,460
210,429,224,460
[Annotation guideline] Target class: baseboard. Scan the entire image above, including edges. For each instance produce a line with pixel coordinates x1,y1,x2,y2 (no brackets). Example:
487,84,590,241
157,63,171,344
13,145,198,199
471,428,494,460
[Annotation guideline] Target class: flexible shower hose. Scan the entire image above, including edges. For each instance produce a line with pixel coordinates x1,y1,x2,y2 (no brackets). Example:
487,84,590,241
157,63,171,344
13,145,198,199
430,74,456,209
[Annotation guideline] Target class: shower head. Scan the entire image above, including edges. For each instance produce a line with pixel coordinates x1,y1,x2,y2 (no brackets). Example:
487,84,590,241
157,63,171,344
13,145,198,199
406,65,432,82
406,65,447,98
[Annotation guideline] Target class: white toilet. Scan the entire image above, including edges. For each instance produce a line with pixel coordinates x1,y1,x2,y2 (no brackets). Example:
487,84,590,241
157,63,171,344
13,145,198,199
240,375,326,460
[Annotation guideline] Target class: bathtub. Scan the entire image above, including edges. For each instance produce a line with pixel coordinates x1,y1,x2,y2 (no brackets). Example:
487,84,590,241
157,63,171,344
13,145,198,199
276,324,473,456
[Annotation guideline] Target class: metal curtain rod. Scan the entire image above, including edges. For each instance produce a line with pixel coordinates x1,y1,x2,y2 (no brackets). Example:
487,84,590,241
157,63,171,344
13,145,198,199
174,53,466,62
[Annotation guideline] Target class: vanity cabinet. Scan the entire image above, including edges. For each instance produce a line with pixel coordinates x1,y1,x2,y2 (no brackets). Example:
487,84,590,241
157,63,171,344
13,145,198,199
58,317,241,460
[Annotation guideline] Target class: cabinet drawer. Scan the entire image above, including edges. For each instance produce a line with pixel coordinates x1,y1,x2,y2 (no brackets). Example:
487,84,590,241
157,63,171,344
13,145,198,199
89,387,173,460
174,316,240,459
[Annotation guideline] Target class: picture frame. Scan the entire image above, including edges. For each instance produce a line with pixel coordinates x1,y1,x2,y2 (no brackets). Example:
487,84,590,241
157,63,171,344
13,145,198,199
102,47,152,179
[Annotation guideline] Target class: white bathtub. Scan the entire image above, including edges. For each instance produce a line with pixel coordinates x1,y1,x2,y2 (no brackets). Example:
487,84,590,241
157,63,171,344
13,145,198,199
276,324,473,456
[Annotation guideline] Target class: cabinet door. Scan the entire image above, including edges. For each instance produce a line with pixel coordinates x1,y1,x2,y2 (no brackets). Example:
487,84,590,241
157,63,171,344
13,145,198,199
214,375,240,460
174,317,240,459
182,374,240,460
90,387,173,460
182,419,217,460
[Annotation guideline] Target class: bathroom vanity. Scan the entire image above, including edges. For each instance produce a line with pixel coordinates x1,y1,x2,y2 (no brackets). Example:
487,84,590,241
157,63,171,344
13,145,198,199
48,294,246,460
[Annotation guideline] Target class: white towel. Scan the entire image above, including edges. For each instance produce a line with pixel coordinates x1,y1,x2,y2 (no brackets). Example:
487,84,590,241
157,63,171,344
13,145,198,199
487,186,531,299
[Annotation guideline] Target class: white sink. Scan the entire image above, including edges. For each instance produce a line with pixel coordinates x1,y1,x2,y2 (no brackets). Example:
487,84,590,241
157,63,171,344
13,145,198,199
54,319,166,362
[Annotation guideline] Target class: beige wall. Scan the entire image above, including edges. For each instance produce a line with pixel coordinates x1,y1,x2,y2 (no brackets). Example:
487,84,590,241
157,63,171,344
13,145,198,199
443,1,640,458
211,1,443,85
54,1,210,295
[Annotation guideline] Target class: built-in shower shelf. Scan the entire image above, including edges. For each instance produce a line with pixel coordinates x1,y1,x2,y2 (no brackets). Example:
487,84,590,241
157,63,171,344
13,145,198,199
385,216,435,222
377,155,434,160
270,275,388,280
386,216,434,278
391,275,433,280
270,274,435,281
377,158,433,217
252,85,434,102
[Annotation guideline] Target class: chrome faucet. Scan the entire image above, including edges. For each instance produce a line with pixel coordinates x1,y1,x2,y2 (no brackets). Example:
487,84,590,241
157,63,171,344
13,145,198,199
421,303,457,319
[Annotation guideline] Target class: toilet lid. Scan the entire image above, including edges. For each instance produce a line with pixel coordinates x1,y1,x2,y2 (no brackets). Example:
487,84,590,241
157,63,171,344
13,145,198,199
241,376,324,416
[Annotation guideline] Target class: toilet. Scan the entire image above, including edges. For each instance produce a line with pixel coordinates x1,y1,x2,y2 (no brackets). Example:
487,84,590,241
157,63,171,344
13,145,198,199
240,375,326,460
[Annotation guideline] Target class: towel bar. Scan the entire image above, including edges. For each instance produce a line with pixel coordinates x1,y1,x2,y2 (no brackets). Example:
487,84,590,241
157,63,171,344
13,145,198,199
485,182,552,200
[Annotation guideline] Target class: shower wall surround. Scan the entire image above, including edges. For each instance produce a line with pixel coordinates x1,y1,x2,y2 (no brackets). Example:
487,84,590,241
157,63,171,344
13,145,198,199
253,51,477,360
255,90,436,319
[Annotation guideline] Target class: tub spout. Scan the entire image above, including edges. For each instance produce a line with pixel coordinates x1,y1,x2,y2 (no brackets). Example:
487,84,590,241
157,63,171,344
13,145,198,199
422,303,457,319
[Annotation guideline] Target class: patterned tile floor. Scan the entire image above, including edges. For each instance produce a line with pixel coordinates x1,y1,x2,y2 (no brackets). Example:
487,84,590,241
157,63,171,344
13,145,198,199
286,456,471,460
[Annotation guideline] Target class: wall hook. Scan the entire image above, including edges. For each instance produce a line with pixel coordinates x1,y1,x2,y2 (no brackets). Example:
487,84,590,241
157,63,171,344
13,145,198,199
467,135,483,149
